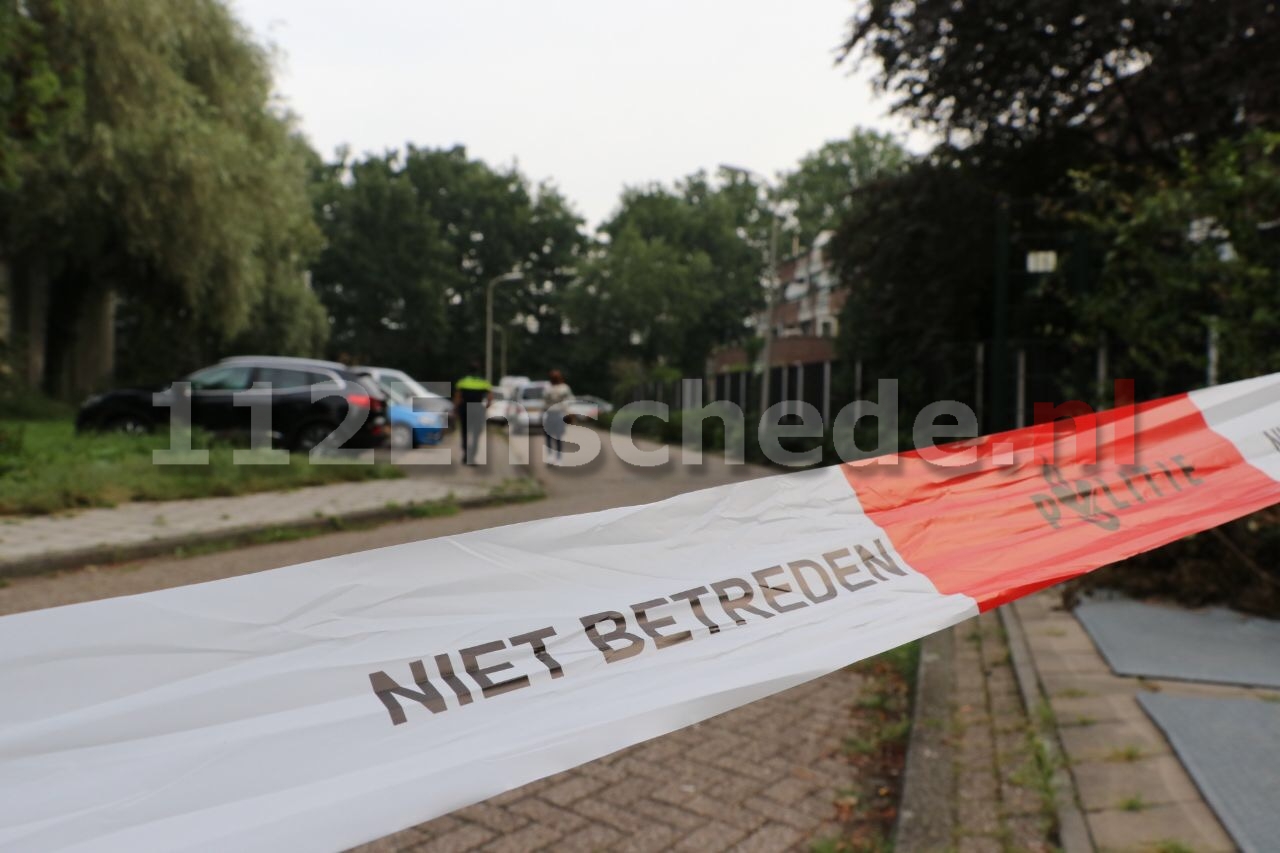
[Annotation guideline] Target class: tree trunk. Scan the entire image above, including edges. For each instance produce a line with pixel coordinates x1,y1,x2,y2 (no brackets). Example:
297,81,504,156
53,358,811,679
70,286,116,396
6,256,51,391
44,269,115,400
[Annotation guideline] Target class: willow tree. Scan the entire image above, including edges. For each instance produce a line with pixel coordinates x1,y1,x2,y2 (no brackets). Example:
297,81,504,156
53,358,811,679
3,0,323,395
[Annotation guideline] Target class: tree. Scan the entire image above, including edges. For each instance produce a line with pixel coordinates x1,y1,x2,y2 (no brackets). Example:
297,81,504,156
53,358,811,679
843,0,1279,162
831,152,996,424
0,0,82,191
309,146,585,384
1070,130,1280,393
778,128,909,245
310,151,454,374
562,173,766,392
3,0,324,394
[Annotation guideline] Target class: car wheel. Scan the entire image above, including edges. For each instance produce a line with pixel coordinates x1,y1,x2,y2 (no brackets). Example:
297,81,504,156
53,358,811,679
104,413,152,435
390,424,413,450
292,421,335,453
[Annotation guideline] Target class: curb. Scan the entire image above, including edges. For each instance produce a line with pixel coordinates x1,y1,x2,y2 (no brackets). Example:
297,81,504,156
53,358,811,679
999,602,1096,853
893,626,958,852
0,481,544,581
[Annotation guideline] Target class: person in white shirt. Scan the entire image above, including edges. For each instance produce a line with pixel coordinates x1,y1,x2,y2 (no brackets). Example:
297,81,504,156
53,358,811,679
543,369,573,464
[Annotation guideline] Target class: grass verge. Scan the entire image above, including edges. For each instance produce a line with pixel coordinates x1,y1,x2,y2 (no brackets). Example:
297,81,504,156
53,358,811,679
0,420,403,515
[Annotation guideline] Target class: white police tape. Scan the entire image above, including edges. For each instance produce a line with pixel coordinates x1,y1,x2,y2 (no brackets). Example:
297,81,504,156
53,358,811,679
1,372,1278,851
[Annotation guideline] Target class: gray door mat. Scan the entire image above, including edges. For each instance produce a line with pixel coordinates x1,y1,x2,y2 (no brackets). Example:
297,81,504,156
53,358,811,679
1075,598,1280,688
1138,693,1280,853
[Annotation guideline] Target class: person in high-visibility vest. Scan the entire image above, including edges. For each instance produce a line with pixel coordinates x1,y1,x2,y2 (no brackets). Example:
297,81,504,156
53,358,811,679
453,366,492,465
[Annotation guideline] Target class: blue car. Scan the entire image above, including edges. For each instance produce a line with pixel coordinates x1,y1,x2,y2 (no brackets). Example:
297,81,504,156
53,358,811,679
355,368,448,449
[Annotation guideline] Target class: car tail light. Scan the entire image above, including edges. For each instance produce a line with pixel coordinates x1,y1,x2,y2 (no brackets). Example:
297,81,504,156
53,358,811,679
346,393,372,410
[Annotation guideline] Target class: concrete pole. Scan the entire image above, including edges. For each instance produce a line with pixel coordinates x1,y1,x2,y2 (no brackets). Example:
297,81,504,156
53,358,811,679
484,272,520,384
759,212,780,415
485,279,495,384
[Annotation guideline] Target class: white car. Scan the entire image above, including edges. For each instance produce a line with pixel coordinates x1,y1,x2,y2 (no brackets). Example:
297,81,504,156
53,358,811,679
570,395,613,417
487,387,513,422
511,381,549,428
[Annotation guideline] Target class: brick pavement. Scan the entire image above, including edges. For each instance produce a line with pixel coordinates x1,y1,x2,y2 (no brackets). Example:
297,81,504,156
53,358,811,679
353,671,873,853
950,611,1058,853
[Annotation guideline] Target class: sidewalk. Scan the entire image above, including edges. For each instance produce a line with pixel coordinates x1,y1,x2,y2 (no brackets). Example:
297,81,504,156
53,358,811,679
1012,592,1242,852
0,442,530,577
895,613,1061,853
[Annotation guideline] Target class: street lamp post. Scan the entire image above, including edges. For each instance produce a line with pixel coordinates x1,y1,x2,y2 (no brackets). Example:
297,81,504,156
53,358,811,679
485,271,523,384
495,326,509,380
721,164,782,414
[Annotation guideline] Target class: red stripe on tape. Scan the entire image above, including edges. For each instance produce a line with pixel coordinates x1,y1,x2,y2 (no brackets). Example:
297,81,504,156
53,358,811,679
843,392,1280,610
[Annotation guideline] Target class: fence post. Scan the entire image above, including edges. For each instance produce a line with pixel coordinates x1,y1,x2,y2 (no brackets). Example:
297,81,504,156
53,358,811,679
975,342,985,431
1015,348,1027,429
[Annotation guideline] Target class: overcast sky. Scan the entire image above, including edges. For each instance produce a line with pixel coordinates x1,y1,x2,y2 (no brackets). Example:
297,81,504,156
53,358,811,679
234,0,926,229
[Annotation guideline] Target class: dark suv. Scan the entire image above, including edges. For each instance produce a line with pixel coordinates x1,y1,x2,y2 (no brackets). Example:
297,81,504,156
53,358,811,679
76,356,390,451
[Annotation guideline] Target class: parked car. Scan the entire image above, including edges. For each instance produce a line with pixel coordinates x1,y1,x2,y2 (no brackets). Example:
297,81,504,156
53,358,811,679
355,371,446,449
487,387,513,423
353,367,450,413
76,356,390,451
574,394,614,415
511,380,549,428
564,397,604,421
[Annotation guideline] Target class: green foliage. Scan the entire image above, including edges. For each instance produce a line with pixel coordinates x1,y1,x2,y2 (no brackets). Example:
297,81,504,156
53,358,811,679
5,0,324,390
0,0,83,191
310,151,453,372
310,146,584,383
563,171,766,388
0,419,401,515
844,0,1279,161
778,128,909,245
0,389,74,421
830,151,998,429
1070,131,1280,392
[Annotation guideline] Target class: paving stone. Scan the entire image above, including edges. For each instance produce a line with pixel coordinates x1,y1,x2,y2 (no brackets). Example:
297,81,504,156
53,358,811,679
451,803,527,834
999,777,1045,818
957,832,1003,852
1032,647,1113,677
1047,691,1137,725
732,822,804,852
612,825,679,853
1088,801,1236,852
541,773,605,807
1004,815,1056,853
553,824,623,853
414,824,495,853
481,821,564,853
627,798,705,832
957,789,1002,836
569,797,653,833
1057,718,1170,764
758,775,820,806
504,797,589,833
1038,670,1142,698
670,821,749,852
1070,755,1204,812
